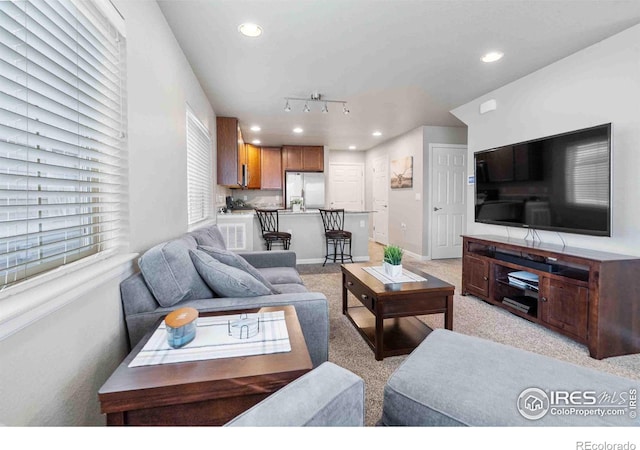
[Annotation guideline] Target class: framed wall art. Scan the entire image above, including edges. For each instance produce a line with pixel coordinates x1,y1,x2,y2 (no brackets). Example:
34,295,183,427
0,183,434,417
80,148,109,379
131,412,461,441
390,156,413,189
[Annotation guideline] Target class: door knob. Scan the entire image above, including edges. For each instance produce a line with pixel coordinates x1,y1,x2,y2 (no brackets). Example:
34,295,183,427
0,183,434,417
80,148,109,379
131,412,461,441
433,207,442,211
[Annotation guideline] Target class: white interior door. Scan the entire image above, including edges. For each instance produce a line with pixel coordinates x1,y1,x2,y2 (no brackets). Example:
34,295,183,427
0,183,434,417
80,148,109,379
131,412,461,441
430,144,467,259
328,163,364,210
372,156,389,245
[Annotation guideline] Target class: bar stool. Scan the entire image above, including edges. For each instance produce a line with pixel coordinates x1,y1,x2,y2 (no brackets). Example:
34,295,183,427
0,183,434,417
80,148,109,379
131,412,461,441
319,208,353,266
255,209,291,250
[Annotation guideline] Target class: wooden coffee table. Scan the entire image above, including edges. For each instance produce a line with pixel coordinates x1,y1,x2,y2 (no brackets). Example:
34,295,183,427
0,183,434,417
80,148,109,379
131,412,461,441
98,305,311,426
342,263,455,360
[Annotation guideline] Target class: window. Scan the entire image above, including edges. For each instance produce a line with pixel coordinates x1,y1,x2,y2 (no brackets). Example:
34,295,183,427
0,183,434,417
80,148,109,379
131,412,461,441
0,0,126,289
186,107,211,225
565,139,609,207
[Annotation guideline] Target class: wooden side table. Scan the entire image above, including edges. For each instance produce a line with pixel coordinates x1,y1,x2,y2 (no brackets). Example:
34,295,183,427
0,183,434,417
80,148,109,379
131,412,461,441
98,305,311,426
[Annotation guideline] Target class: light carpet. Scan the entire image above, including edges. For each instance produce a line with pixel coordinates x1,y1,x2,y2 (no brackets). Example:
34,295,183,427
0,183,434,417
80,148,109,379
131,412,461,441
299,259,640,427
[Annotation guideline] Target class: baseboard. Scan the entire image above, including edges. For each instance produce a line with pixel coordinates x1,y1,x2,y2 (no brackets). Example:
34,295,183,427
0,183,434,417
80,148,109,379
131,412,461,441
297,258,326,265
297,256,370,265
403,249,428,261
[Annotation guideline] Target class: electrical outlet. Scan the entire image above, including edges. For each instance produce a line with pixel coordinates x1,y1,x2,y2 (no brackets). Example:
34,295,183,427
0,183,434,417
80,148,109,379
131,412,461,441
359,220,365,228
217,195,224,203
243,195,247,201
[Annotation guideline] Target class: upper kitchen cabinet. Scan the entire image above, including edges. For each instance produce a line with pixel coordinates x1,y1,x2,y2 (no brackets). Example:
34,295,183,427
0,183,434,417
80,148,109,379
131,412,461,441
216,117,244,187
282,146,324,172
260,147,282,190
282,145,302,170
245,143,261,189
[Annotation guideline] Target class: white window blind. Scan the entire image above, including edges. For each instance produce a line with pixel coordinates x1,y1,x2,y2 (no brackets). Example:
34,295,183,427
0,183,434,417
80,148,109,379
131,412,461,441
565,139,609,207
0,0,126,289
186,108,211,225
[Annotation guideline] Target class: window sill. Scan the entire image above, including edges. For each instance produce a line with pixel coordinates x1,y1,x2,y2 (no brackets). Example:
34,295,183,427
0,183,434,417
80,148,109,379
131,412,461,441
0,252,139,341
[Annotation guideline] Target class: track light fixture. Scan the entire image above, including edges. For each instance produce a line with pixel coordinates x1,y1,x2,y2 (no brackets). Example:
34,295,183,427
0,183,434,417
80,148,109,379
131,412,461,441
284,92,350,114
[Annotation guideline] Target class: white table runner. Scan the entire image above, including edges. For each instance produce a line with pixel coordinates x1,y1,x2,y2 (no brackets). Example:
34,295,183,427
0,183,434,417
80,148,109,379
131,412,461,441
128,310,290,368
362,265,427,284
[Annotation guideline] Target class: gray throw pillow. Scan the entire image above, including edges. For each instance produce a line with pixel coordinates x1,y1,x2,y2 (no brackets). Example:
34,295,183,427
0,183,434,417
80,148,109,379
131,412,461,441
189,225,227,250
189,249,272,298
198,245,280,294
138,236,214,307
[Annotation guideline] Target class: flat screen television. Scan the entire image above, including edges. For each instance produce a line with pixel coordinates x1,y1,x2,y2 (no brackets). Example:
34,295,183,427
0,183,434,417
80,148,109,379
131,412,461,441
474,123,611,236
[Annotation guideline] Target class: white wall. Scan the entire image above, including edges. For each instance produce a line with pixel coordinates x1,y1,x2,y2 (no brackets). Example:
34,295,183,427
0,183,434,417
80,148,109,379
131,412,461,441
451,24,640,256
329,149,366,165
366,127,424,255
365,126,467,258
125,2,216,252
0,1,216,426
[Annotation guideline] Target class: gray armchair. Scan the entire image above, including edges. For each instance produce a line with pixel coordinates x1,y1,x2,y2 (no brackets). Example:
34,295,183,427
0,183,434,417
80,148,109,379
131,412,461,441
225,362,365,427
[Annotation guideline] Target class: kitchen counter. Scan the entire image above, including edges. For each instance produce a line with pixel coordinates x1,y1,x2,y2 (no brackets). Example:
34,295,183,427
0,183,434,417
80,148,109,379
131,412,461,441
278,209,372,215
220,209,372,216
216,209,371,264
217,211,255,217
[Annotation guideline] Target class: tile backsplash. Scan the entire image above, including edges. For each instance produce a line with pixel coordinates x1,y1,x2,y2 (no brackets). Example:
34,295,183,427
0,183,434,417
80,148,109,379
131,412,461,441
228,189,284,208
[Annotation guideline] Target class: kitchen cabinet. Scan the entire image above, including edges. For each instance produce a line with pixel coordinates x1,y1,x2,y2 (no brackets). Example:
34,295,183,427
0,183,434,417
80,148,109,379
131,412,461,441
282,146,303,170
260,147,282,190
303,146,324,171
216,117,261,188
245,144,261,189
282,146,324,172
216,117,245,187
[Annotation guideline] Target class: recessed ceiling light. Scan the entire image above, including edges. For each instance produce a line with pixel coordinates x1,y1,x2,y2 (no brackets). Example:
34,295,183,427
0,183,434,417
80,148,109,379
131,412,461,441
250,125,261,132
372,131,382,137
252,139,261,144
481,51,504,63
238,23,262,38
349,145,356,150
293,127,303,133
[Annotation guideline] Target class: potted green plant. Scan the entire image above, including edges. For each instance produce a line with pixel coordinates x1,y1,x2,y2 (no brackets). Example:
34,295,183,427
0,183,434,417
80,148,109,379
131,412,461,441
383,245,404,278
291,197,303,212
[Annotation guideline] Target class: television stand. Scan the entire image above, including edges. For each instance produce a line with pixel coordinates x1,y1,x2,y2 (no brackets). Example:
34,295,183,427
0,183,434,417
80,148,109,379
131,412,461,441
462,235,640,359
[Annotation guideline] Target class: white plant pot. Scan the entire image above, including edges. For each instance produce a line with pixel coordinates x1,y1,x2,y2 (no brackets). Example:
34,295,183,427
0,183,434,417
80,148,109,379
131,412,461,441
383,262,402,278
292,204,301,212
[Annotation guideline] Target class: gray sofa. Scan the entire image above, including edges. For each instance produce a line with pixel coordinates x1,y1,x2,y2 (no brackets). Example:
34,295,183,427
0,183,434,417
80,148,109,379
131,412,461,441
382,329,640,426
119,224,329,367
225,362,365,427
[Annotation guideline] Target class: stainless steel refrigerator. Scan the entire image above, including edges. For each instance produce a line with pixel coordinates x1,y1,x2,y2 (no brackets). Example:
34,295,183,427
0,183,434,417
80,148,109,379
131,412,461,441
285,172,325,209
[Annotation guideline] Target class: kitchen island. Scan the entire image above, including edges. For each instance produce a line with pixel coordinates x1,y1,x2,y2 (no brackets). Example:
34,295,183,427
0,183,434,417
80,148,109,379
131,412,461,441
217,209,371,264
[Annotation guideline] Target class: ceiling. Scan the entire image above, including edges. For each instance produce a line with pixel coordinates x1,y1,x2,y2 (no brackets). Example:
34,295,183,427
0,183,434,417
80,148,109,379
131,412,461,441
157,0,640,151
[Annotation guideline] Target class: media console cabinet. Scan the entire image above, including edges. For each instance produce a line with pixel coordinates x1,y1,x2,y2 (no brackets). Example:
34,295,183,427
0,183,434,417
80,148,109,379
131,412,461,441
462,235,640,359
